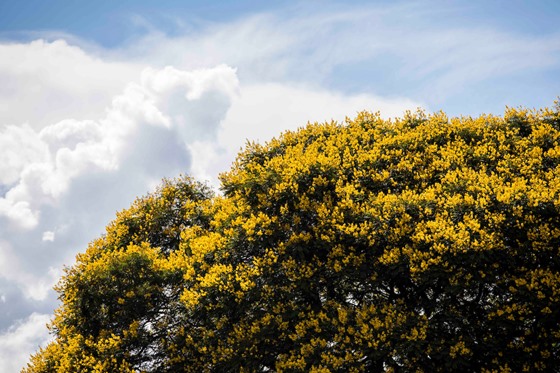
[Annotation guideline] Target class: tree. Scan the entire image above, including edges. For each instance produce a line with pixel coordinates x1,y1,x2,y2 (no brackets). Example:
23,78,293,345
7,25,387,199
26,105,560,372
24,176,214,372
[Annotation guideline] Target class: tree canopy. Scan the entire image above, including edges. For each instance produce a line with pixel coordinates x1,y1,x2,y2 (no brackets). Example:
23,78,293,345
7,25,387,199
25,105,560,372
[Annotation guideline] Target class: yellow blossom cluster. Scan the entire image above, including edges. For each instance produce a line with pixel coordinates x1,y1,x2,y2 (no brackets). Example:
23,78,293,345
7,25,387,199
25,104,560,372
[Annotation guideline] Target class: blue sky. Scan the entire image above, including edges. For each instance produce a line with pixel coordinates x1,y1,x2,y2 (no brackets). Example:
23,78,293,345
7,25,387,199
0,1,559,371
1,0,559,115
0,0,293,46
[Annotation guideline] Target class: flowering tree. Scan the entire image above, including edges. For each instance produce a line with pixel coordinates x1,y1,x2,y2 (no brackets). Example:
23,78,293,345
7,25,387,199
26,105,560,372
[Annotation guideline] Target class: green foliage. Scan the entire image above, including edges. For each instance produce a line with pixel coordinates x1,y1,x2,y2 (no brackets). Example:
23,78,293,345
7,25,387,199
25,106,560,372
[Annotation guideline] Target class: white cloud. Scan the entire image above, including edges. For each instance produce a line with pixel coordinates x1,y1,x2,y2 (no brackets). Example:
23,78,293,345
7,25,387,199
0,124,49,185
0,62,239,229
0,199,39,230
0,313,52,373
0,241,59,302
189,82,422,187
23,267,61,302
41,231,55,242
0,39,143,130
221,82,420,146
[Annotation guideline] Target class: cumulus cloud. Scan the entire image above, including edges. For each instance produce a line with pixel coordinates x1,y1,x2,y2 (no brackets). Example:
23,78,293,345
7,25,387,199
191,82,422,187
0,239,62,302
0,313,52,372
0,39,143,130
222,82,419,145
0,124,49,185
41,231,55,242
0,63,238,230
0,45,241,372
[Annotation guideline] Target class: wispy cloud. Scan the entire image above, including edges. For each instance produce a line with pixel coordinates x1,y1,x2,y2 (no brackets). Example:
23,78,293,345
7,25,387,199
118,3,560,103
0,313,51,372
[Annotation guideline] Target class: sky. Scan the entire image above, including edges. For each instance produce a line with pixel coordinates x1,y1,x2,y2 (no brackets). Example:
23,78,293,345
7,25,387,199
0,0,559,371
